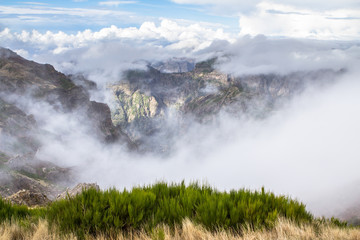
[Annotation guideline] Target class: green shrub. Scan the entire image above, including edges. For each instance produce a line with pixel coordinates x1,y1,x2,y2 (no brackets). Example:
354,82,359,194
0,198,29,223
4,182,352,240
46,182,313,238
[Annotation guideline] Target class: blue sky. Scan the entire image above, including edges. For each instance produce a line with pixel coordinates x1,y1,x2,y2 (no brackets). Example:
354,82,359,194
0,0,239,33
0,0,359,60
1,0,359,39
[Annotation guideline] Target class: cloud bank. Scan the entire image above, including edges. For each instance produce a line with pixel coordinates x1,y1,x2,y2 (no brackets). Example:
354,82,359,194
215,36,359,76
170,0,360,40
0,19,234,56
238,2,360,40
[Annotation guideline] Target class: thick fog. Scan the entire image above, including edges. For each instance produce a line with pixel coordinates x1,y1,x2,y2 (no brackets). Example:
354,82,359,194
2,35,360,217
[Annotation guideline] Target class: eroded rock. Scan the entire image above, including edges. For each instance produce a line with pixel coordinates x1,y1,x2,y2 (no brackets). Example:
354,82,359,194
5,189,50,207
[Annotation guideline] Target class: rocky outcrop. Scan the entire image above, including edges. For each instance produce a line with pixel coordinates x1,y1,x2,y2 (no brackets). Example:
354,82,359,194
109,58,343,153
4,182,100,207
152,58,195,73
112,86,160,126
57,183,100,200
5,189,50,207
183,86,243,120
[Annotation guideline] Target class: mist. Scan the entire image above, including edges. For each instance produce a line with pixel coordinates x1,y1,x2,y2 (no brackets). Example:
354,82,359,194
1,35,360,218
37,69,360,218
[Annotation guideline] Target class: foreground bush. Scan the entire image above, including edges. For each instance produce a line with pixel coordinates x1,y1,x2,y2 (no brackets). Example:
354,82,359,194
0,197,45,226
0,197,29,222
1,182,350,239
46,182,313,238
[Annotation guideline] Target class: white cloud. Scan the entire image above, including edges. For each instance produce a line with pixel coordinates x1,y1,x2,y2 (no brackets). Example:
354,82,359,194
13,49,29,58
0,19,234,55
239,2,360,40
213,36,359,76
171,0,360,39
98,1,137,7
0,5,131,17
20,2,49,5
172,0,360,11
0,19,234,88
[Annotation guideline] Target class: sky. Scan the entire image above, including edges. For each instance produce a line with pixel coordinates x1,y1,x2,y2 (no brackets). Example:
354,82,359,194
0,0,239,33
1,0,359,40
0,0,359,62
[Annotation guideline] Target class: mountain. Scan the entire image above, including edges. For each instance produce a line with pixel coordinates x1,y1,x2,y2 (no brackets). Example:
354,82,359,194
0,47,345,206
152,58,195,73
109,58,342,152
0,47,122,142
0,47,134,198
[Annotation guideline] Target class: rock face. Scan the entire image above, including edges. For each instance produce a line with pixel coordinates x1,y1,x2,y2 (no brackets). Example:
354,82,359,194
57,183,100,200
5,189,50,207
152,58,195,73
0,47,119,142
109,58,342,152
5,182,100,207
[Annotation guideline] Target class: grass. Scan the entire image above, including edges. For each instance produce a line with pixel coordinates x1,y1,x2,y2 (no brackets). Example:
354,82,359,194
16,169,45,181
0,197,46,223
1,218,359,240
0,182,354,239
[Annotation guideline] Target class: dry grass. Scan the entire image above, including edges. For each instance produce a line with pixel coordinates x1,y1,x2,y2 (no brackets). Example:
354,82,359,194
1,218,360,240
0,220,76,240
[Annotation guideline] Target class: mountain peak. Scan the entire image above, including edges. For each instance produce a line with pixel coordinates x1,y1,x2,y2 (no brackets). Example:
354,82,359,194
0,47,20,59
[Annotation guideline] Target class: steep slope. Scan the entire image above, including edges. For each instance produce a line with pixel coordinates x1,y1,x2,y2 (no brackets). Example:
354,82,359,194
0,47,120,142
0,47,134,198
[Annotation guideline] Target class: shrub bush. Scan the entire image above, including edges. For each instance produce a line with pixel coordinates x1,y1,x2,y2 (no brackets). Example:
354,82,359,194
0,198,29,223
46,182,313,238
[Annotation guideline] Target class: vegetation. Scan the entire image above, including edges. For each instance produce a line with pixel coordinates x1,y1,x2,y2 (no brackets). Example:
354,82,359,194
0,197,45,224
59,76,76,90
0,182,353,239
0,198,29,222
1,217,359,240
195,58,217,73
125,69,149,80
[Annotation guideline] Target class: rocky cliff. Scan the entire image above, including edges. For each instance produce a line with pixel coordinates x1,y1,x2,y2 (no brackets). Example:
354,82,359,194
109,58,342,151
0,47,133,198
